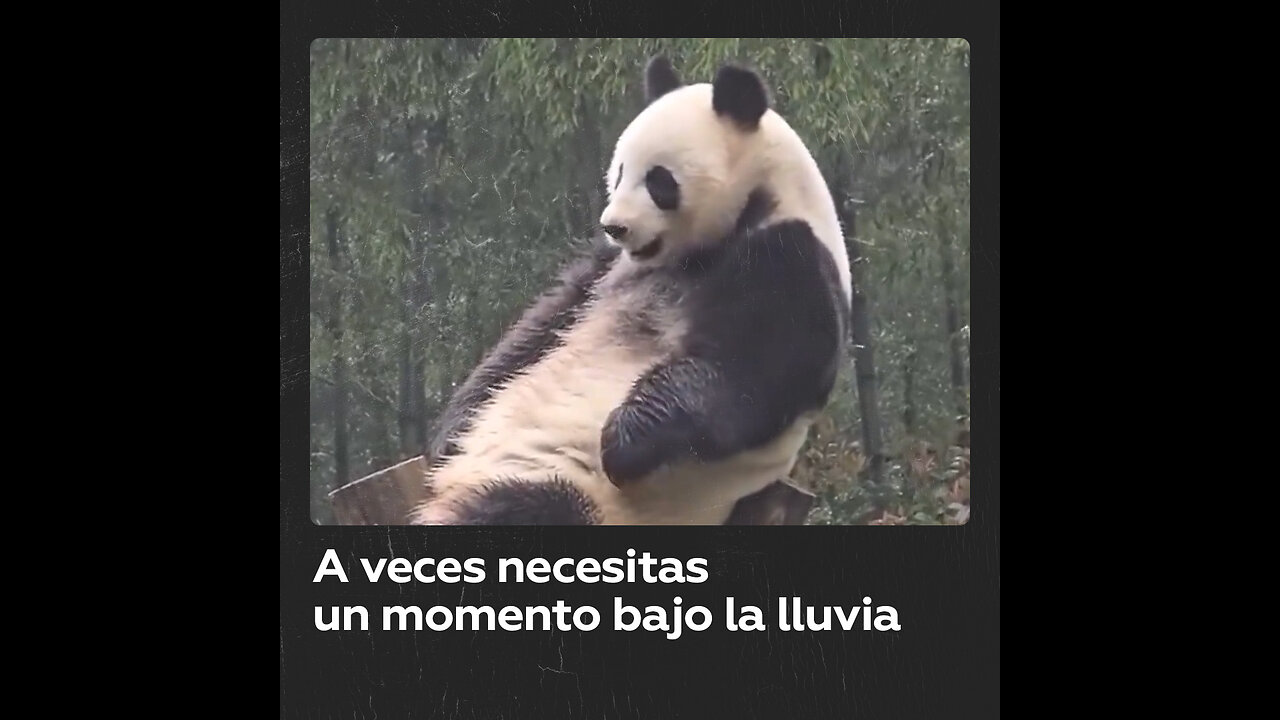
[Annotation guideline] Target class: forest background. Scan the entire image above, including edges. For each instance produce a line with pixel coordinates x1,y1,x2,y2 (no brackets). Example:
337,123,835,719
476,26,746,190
307,38,971,525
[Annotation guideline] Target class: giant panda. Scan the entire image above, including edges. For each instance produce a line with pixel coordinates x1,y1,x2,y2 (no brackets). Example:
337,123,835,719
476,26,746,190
411,56,852,525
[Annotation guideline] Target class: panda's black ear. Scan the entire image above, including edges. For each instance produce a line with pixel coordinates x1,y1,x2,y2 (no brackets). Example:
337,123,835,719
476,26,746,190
712,64,769,129
645,55,682,104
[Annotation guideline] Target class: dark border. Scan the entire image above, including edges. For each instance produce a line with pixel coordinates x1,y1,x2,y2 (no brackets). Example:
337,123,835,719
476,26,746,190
282,6,998,718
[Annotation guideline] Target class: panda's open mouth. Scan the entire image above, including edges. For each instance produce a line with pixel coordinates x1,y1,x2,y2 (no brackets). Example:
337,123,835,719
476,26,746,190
630,237,663,260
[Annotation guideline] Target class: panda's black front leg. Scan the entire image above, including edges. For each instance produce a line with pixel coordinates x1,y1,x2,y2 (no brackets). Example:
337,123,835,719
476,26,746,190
601,356,782,486
601,220,846,487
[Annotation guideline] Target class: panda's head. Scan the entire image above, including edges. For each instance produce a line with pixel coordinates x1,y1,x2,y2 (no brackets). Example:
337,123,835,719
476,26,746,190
600,56,845,277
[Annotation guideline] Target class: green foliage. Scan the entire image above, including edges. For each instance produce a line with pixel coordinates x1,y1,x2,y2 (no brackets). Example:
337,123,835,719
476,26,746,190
308,39,971,525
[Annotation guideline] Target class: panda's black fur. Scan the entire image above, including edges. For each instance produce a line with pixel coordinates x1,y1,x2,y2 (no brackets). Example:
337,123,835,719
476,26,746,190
439,476,603,526
597,216,848,485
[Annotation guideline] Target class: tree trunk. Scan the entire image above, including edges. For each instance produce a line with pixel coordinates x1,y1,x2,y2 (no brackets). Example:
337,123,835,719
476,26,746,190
831,163,886,488
426,258,452,444
902,349,917,435
920,142,968,422
464,282,485,368
397,116,431,459
397,274,417,458
940,229,968,418
411,343,428,452
325,207,349,488
847,262,887,486
578,92,606,231
349,263,396,474
411,115,450,453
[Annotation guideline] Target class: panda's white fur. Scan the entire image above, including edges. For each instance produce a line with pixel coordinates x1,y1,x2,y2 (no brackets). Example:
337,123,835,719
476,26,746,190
412,58,850,526
601,82,852,306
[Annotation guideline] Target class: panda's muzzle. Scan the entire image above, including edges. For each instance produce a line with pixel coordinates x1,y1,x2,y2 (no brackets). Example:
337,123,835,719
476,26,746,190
630,237,663,260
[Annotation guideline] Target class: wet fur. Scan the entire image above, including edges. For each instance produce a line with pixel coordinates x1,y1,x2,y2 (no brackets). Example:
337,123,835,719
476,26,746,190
415,216,846,526
413,58,851,526
600,219,847,485
429,240,619,461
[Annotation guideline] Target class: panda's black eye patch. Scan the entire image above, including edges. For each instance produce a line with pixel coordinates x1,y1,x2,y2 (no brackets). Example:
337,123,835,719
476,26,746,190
615,163,623,190
645,165,680,211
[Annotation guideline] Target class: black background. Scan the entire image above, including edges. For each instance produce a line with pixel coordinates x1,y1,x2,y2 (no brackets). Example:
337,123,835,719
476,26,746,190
281,2,1000,717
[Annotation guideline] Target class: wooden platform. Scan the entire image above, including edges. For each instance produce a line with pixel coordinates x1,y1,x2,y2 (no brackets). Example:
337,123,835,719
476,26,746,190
328,457,814,526
328,456,430,525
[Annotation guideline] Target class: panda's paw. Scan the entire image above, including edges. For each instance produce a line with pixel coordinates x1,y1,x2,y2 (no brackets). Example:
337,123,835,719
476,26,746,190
601,404,668,486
